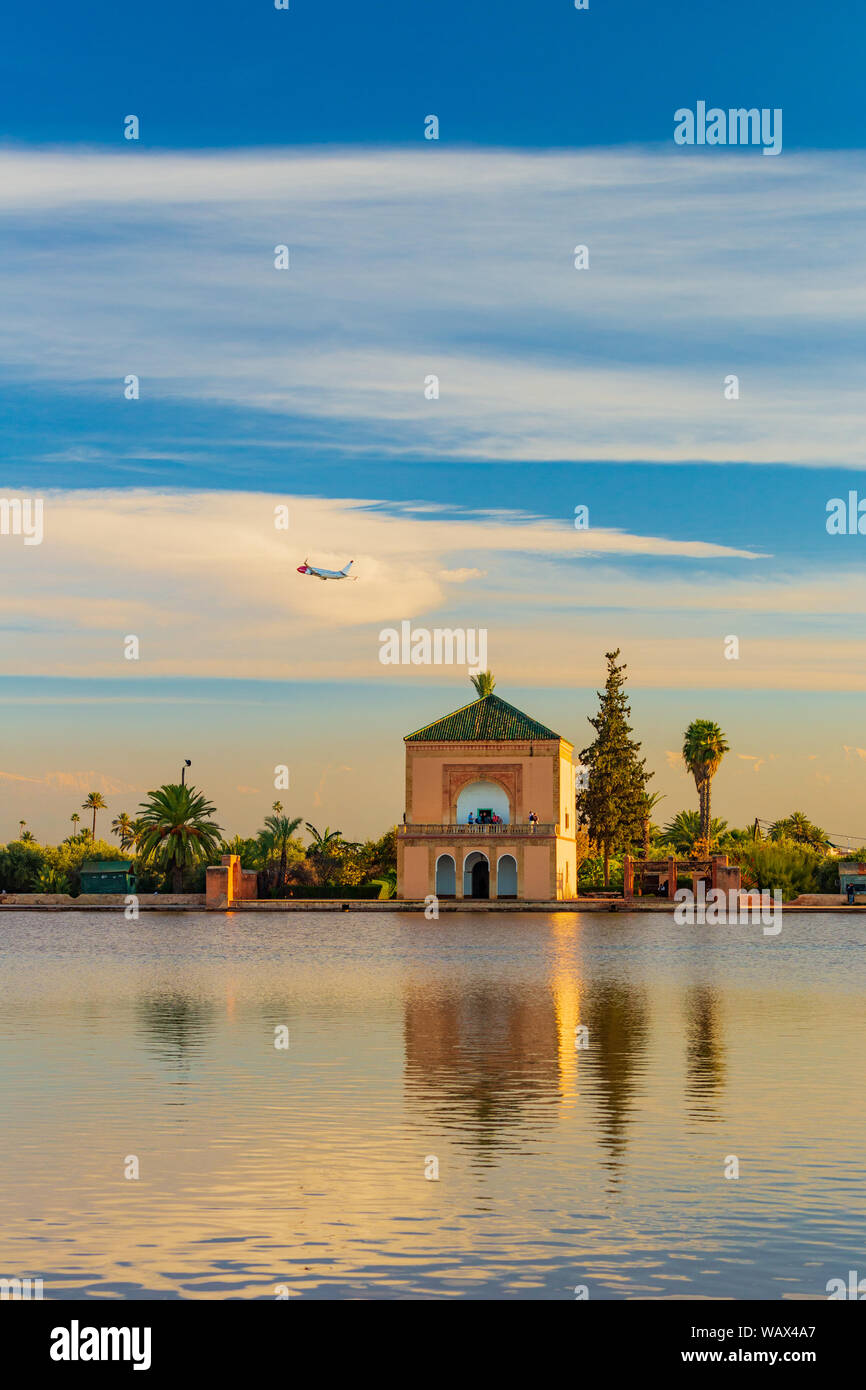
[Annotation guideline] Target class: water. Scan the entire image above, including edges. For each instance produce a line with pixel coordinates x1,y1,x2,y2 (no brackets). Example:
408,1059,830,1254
0,910,863,1300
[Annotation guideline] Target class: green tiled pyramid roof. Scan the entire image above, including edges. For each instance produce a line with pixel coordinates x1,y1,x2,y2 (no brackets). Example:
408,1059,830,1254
405,694,561,743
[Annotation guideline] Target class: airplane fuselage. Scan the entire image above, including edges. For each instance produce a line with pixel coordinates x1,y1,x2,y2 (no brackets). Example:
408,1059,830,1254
297,561,354,581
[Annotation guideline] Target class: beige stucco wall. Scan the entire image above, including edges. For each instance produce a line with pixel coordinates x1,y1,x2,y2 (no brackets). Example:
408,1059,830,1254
558,755,576,835
401,844,430,899
406,740,570,826
556,837,578,899
521,844,551,898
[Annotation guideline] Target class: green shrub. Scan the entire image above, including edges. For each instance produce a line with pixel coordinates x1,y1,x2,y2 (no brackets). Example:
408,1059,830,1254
578,855,623,890
732,842,825,901
35,866,71,894
0,840,50,891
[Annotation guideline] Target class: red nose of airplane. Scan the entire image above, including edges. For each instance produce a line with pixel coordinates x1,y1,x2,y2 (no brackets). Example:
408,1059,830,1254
297,565,308,573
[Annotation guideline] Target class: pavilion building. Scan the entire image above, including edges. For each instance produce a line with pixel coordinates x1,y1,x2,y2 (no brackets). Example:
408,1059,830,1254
397,693,578,902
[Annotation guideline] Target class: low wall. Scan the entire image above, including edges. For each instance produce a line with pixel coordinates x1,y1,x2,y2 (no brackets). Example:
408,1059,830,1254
788,893,851,906
0,893,205,909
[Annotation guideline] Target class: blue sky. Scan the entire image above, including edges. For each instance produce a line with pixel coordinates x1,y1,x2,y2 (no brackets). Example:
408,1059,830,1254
2,2,865,844
5,0,862,150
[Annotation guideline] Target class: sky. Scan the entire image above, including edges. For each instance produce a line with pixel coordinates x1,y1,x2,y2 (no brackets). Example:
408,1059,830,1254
2,1,865,846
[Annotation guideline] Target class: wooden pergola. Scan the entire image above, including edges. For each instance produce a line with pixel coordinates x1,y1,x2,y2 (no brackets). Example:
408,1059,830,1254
622,854,740,899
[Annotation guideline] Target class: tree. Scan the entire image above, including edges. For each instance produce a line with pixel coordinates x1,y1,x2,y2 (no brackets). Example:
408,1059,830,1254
641,790,666,858
70,813,81,838
20,829,36,843
304,824,359,885
682,720,729,852
219,834,262,868
36,865,71,894
470,670,496,697
111,812,136,850
258,813,303,894
659,809,729,855
732,841,825,902
769,811,830,851
576,649,652,887
357,827,397,880
135,783,222,892
82,791,108,839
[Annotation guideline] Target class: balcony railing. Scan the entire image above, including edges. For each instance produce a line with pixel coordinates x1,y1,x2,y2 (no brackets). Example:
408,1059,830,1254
398,823,558,837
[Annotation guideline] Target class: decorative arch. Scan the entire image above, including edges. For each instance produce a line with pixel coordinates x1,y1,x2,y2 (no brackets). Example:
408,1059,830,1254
455,779,511,825
434,853,456,897
443,763,522,823
497,853,518,898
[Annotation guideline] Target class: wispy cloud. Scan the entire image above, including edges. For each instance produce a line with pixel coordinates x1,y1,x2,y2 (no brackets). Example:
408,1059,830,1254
1,146,865,465
4,487,865,689
737,753,766,772
0,768,136,794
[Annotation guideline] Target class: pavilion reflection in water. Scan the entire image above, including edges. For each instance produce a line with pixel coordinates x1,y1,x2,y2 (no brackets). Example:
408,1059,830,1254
403,971,727,1173
403,973,649,1167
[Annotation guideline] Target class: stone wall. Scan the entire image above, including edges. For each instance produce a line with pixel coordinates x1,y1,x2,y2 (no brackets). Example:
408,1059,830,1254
0,893,205,908
205,854,258,908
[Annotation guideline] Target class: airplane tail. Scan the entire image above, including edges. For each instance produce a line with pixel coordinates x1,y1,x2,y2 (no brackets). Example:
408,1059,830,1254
341,561,354,575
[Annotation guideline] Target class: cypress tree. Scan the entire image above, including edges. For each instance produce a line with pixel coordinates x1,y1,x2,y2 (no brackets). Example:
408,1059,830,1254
577,649,652,887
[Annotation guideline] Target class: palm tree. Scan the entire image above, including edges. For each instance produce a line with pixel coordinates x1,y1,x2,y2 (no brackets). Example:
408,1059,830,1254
20,829,36,843
470,670,496,697
682,720,729,852
259,813,303,893
82,791,108,839
304,824,358,884
111,812,136,850
70,812,81,838
770,811,830,851
220,834,256,863
135,783,222,892
660,809,729,856
18,819,26,837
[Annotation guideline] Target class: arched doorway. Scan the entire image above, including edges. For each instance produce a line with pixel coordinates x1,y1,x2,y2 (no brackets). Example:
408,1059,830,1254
497,854,517,898
464,851,489,900
435,854,456,897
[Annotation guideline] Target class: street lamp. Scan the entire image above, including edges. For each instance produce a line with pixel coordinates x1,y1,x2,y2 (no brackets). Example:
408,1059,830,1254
181,759,191,786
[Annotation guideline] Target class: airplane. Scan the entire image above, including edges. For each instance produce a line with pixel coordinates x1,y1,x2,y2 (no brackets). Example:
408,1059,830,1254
297,558,356,581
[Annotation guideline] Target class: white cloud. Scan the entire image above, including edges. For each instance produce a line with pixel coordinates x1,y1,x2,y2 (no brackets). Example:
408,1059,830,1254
0,487,771,685
1,145,865,464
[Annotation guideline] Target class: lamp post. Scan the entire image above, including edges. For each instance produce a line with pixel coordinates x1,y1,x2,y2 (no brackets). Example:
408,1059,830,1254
181,759,191,786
